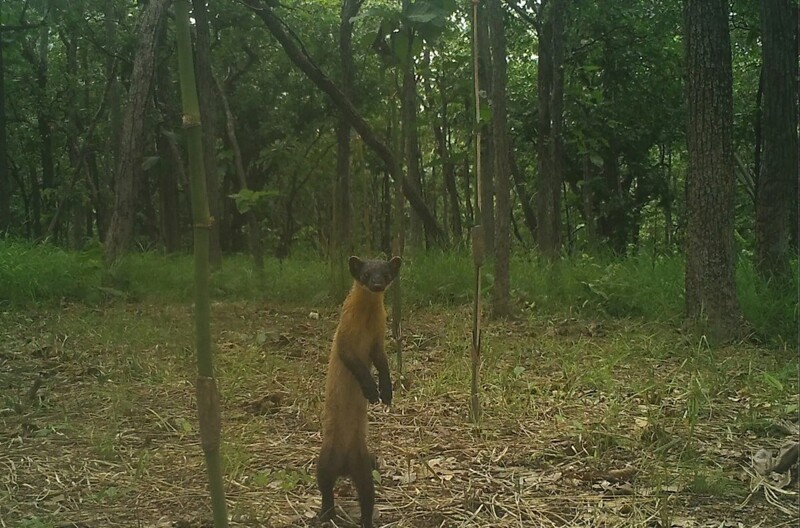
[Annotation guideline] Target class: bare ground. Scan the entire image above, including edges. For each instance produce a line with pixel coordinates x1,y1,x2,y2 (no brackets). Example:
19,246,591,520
1,301,798,527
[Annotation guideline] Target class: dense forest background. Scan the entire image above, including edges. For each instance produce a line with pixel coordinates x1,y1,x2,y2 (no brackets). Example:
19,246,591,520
0,0,797,340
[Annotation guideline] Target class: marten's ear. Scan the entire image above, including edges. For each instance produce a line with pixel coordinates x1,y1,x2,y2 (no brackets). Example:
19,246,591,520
348,256,364,279
388,256,402,277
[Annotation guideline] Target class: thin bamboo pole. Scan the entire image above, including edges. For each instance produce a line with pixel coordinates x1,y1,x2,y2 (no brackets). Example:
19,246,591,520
175,2,229,526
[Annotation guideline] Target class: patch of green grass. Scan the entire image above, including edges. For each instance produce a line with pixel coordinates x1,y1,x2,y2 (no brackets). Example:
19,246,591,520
736,259,798,347
16,517,57,528
687,471,747,498
1,239,795,345
0,239,102,305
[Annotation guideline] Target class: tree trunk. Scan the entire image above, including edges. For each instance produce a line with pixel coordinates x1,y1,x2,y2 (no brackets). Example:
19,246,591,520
0,20,9,232
156,129,182,253
214,75,263,269
105,0,171,264
432,67,461,242
684,0,743,341
252,3,445,245
33,23,55,239
477,3,495,256
401,34,424,248
509,141,537,240
193,0,222,267
535,0,564,259
105,1,121,184
331,0,360,300
487,0,512,317
581,154,597,250
755,0,798,277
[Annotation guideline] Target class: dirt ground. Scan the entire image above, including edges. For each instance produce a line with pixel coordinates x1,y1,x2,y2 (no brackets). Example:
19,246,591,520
1,301,798,527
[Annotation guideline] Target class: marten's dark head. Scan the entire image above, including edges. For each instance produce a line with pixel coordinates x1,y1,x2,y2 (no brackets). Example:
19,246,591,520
348,256,402,293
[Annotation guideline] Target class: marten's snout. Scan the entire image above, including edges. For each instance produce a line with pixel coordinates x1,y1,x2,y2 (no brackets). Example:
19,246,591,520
367,281,386,292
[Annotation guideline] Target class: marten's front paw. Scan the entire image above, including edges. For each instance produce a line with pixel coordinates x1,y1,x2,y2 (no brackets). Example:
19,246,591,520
380,383,392,406
364,385,380,404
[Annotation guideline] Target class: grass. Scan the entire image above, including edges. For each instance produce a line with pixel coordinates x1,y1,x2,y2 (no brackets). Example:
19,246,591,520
1,239,795,345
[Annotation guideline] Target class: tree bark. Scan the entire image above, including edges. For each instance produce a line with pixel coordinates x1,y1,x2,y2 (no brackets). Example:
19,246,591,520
684,0,743,341
331,0,360,300
192,0,222,267
251,2,445,244
487,0,512,317
535,0,564,259
430,63,461,242
509,141,537,240
402,56,424,248
477,2,495,255
104,0,171,264
755,0,798,277
214,75,263,268
0,20,9,231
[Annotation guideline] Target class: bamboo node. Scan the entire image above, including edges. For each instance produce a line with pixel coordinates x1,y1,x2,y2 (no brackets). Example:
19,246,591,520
196,376,221,453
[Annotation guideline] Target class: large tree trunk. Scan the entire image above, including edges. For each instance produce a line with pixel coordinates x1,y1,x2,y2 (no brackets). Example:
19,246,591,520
104,0,171,264
535,0,564,259
684,0,743,341
251,2,445,244
193,0,222,267
487,0,512,317
755,0,798,277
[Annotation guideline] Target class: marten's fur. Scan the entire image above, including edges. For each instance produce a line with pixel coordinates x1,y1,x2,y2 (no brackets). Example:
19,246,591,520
316,256,402,528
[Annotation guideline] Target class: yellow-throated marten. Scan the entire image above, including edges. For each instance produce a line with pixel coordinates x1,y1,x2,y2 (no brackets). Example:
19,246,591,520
316,256,402,528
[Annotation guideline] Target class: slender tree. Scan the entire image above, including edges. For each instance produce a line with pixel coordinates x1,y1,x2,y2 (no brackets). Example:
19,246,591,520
175,1,229,526
214,75,264,270
193,0,222,268
0,15,9,232
535,0,565,259
684,0,743,340
469,0,484,424
487,0,511,316
331,0,360,301
755,0,798,277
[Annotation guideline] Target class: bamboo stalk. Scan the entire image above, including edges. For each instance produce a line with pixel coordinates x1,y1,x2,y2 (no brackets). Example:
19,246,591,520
174,2,229,526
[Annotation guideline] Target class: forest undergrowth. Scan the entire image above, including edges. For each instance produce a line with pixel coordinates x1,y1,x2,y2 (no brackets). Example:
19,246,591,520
1,242,798,527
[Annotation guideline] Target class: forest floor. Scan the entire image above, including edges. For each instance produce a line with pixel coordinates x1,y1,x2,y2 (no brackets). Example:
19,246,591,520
1,300,798,527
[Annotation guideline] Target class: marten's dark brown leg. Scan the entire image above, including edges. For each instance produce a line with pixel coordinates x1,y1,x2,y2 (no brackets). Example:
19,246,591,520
348,448,375,528
370,344,392,406
316,445,340,521
341,356,380,403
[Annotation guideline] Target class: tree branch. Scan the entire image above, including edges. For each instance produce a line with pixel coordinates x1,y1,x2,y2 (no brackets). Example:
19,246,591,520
243,0,445,244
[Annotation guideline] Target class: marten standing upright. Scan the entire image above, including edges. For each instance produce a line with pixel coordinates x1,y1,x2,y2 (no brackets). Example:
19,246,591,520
316,256,402,528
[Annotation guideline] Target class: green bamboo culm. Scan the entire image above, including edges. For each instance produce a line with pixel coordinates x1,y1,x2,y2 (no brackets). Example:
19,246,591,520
174,1,229,526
